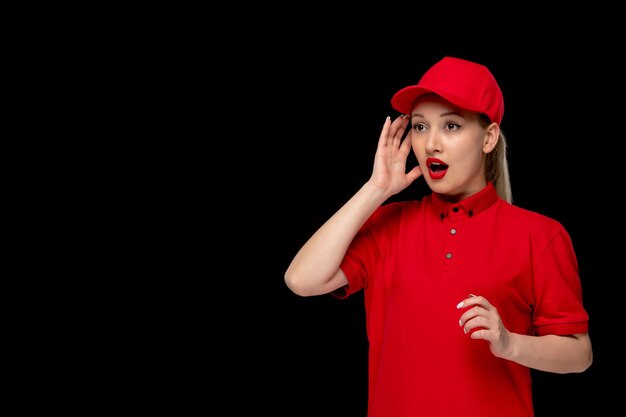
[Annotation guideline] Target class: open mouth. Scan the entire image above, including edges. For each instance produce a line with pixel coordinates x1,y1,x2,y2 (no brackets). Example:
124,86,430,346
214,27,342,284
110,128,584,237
429,161,448,172
426,158,448,179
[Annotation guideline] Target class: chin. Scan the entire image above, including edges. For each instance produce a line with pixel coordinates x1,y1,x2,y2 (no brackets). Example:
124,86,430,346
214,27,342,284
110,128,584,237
427,180,461,201
425,179,446,193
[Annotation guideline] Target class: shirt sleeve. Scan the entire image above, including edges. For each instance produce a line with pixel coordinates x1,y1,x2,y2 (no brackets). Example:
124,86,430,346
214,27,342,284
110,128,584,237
333,221,377,299
532,226,589,336
332,203,399,299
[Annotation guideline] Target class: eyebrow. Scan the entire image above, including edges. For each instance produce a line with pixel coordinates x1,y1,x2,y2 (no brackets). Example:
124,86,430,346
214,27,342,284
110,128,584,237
411,111,464,119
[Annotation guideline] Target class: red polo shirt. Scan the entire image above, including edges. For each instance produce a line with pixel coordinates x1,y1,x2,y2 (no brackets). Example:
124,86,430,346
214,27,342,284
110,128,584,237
337,182,588,417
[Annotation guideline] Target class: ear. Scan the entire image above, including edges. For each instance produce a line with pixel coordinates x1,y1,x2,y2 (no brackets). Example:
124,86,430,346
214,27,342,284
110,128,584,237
482,123,499,153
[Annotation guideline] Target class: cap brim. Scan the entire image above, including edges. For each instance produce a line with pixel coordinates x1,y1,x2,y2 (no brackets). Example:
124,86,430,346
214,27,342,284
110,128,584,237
391,85,485,116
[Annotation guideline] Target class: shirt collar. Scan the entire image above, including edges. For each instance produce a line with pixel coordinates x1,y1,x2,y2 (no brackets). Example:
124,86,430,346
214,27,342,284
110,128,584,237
431,182,499,220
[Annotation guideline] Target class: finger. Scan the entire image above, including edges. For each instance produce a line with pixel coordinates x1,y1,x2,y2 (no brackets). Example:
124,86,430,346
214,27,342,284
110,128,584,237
462,315,488,334
378,116,392,148
469,329,487,340
399,129,413,152
456,294,479,310
390,115,409,146
405,166,423,183
458,305,487,328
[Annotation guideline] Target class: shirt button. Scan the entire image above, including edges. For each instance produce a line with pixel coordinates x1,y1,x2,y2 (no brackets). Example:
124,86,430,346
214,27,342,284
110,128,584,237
450,228,457,235
452,207,459,213
468,210,474,216
440,213,444,220
446,253,453,259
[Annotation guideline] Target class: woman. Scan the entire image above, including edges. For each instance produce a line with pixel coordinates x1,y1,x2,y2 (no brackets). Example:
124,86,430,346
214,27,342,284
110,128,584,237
284,56,592,417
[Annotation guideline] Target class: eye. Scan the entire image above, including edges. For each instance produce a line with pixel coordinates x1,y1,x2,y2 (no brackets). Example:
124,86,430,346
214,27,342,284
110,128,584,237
445,122,461,131
412,123,427,133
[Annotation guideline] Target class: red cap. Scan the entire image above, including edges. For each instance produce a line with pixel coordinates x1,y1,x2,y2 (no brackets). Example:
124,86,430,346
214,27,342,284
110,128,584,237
390,56,504,124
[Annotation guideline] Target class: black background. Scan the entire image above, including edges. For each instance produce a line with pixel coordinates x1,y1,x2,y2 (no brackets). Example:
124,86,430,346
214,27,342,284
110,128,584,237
140,23,623,415
225,39,620,416
38,11,623,416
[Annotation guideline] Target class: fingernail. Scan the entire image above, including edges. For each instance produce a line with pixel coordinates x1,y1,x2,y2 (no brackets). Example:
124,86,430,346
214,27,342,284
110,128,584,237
456,301,464,309
459,319,463,326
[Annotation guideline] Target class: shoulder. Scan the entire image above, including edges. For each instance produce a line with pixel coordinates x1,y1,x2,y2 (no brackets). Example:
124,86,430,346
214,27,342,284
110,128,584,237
370,199,423,221
363,199,425,233
498,200,568,238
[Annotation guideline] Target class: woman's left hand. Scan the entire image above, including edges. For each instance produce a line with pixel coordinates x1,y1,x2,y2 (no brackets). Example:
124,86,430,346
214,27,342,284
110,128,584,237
457,294,511,359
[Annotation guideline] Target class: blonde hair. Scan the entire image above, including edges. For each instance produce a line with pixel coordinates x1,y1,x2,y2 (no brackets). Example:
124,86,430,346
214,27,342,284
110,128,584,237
480,115,512,203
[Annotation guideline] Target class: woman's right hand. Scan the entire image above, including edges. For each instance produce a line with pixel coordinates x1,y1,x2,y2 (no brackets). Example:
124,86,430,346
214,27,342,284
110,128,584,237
369,115,423,198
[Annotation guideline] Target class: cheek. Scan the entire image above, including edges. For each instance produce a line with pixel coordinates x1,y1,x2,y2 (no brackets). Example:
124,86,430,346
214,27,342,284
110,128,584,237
462,149,485,171
456,140,483,162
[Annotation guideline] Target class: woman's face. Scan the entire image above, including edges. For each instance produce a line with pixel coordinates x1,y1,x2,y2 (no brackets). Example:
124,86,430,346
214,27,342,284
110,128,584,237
409,94,497,201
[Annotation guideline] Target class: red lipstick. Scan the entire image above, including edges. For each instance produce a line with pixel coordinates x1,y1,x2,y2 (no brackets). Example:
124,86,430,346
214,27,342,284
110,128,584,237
426,157,448,180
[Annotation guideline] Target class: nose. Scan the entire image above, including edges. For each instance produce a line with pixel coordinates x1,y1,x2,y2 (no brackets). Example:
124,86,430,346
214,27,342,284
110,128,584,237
425,130,442,154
